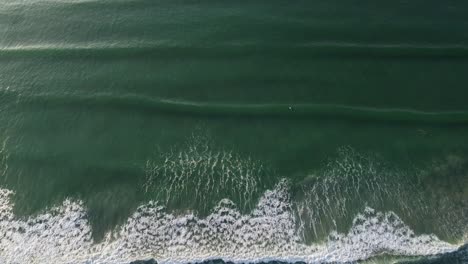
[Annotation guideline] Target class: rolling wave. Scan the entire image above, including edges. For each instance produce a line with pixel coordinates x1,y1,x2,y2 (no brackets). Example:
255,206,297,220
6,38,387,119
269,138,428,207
1,42,468,59
3,90,468,124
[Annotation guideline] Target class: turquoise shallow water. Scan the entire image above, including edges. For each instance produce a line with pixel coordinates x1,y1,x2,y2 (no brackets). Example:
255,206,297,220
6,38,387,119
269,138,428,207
0,0,467,263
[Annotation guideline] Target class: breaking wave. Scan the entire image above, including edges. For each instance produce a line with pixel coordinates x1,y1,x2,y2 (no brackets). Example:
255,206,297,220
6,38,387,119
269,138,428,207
0,180,458,264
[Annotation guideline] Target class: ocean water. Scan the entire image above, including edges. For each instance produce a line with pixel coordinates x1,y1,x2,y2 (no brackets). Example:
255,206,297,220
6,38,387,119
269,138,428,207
0,0,467,263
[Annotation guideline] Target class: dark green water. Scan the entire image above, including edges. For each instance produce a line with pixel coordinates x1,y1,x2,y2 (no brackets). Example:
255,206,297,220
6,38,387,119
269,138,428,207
0,0,467,263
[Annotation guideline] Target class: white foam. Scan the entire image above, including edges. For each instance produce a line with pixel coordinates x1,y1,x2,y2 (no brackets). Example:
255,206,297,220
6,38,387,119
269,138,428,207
0,180,458,264
143,136,267,212
293,147,441,242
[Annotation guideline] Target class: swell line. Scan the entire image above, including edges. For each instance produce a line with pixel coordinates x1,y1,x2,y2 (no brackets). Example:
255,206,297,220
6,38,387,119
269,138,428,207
4,91,468,124
1,42,468,59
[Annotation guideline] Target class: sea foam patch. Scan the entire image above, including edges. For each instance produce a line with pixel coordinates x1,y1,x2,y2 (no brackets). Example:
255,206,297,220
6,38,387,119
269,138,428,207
0,181,458,264
143,135,270,213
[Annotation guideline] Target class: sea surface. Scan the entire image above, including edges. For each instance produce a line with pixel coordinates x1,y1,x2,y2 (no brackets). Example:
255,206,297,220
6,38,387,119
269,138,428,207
0,0,467,263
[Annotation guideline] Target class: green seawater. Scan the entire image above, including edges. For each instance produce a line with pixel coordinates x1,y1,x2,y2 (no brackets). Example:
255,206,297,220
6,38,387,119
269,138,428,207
0,0,467,263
